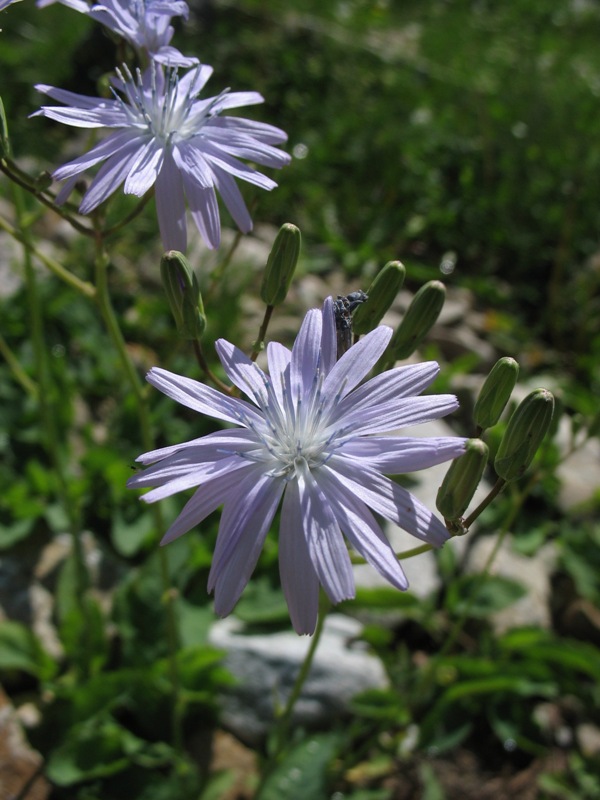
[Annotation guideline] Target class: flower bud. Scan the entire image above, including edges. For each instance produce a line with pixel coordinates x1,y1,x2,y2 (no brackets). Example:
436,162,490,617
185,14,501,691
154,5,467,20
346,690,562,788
352,260,406,335
436,439,488,521
494,388,555,482
160,250,206,340
260,223,301,307
388,280,446,360
473,357,519,431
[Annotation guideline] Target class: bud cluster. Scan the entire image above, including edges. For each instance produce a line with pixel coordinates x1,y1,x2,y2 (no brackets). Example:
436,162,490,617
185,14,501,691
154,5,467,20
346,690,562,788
436,353,555,529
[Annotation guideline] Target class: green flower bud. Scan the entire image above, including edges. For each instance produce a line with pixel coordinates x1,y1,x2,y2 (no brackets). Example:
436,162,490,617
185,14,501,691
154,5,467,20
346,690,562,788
473,357,519,431
352,260,406,335
388,280,446,360
494,388,555,482
436,439,488,521
260,223,301,307
34,171,54,192
160,250,206,340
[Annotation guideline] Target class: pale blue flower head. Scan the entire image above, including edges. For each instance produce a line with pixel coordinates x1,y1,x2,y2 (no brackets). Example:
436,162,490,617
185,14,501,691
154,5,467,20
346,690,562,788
89,0,196,67
128,299,466,634
34,63,291,251
0,0,23,11
36,0,96,14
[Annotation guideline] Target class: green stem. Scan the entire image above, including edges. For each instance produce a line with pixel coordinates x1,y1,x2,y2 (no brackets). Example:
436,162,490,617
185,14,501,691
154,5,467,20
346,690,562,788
0,213,96,298
104,192,153,238
431,471,539,670
11,182,91,676
250,304,274,362
192,339,232,393
262,594,330,782
92,231,183,753
0,332,38,398
0,158,93,236
463,476,506,529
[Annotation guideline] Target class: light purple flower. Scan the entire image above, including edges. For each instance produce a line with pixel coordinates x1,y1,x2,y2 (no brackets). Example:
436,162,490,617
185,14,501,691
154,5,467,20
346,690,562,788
128,299,466,634
36,0,92,13
34,63,290,250
0,0,23,11
89,0,196,67
37,0,194,65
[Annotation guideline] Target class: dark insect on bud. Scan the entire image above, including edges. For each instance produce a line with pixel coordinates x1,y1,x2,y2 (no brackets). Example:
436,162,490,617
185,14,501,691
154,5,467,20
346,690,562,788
334,291,368,358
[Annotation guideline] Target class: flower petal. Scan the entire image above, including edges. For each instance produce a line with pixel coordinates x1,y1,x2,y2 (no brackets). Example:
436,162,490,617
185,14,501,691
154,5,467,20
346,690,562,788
334,394,459,437
146,367,265,429
134,428,259,465
124,138,164,196
160,459,255,545
323,458,450,547
339,436,467,473
320,297,337,376
79,144,144,213
297,467,355,604
209,468,284,614
279,481,320,635
212,167,252,233
323,325,393,401
290,308,322,403
317,468,409,590
215,339,269,405
155,150,187,251
52,130,141,181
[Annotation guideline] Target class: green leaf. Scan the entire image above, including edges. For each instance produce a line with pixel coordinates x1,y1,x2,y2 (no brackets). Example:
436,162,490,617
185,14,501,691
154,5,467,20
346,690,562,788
350,688,410,723
419,762,445,800
0,517,35,549
0,620,57,680
445,574,527,618
258,734,339,800
342,586,420,611
46,715,149,786
234,577,290,625
199,771,237,800
111,508,155,557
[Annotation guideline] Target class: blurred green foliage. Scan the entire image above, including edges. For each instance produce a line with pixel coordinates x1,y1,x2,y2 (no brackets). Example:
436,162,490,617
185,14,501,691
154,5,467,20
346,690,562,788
1,1,600,798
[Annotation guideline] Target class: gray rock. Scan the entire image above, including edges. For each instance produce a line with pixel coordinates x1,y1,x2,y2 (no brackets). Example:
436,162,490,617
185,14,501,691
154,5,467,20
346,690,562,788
208,614,387,745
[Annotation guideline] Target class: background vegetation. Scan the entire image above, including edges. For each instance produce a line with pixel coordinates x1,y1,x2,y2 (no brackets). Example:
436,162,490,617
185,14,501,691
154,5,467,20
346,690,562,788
0,0,599,797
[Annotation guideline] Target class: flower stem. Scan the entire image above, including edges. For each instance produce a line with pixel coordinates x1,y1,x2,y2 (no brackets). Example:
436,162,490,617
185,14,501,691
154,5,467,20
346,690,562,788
0,332,38,398
264,594,330,775
192,339,232,393
92,231,183,752
0,213,96,298
250,304,274,362
462,476,506,529
11,181,91,676
0,158,93,236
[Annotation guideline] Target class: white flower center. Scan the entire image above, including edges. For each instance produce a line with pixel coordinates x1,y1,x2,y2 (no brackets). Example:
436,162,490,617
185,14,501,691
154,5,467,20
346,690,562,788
116,66,224,144
237,370,345,480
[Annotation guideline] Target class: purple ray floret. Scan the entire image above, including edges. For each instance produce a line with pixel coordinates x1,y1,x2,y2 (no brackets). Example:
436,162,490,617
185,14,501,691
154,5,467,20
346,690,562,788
33,63,290,251
128,299,466,634
37,0,194,64
89,0,196,67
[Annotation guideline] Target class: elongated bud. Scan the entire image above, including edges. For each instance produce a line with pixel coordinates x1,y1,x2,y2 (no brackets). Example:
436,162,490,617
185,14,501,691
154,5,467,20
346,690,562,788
260,223,301,306
473,357,519,431
436,439,488,521
352,260,406,335
160,250,206,340
494,388,555,482
388,280,446,360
